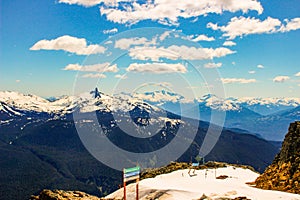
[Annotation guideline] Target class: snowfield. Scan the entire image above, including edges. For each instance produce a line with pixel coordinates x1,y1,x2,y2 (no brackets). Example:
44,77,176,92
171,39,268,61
106,166,300,200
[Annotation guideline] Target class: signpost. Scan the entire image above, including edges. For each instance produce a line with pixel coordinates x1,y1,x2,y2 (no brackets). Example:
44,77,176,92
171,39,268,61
123,166,140,200
188,162,199,175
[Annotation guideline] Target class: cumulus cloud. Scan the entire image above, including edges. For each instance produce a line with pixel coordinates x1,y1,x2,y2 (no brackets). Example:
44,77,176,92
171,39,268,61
99,0,263,25
103,28,118,34
126,63,187,74
129,45,235,61
58,0,129,7
30,35,106,55
114,37,156,50
208,16,300,39
257,64,264,69
223,41,236,46
82,73,107,78
192,34,215,42
16,80,21,83
63,63,118,72
207,16,281,39
221,78,257,84
128,46,178,61
279,18,300,32
273,76,290,83
248,70,256,74
204,62,222,68
159,31,171,41
295,72,300,77
115,74,128,79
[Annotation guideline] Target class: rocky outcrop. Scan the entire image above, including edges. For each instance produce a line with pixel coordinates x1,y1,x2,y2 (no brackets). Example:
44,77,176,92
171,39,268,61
30,189,117,200
255,121,300,194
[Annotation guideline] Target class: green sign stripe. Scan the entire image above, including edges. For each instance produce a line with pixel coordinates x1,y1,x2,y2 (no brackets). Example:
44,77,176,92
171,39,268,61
124,166,140,174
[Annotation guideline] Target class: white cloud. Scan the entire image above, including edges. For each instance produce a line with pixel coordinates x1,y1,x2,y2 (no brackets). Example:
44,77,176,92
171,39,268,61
204,62,222,68
192,34,215,42
232,62,236,65
114,37,156,50
63,63,118,72
159,31,171,41
104,40,113,44
208,17,300,39
30,35,106,55
279,18,300,32
115,74,128,79
223,41,236,46
295,72,300,77
59,0,101,7
58,0,130,7
82,73,106,78
16,80,21,83
208,16,281,39
221,78,257,84
99,0,263,25
257,64,264,69
248,70,256,74
103,28,118,34
126,63,187,74
273,76,290,83
128,46,178,61
129,45,235,61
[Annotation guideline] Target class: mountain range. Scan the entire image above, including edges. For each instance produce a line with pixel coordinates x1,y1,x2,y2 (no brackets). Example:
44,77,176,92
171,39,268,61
133,90,300,141
1,90,299,142
0,90,281,200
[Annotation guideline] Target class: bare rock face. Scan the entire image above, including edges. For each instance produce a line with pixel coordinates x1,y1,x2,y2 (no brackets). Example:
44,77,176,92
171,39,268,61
30,189,116,200
255,121,300,194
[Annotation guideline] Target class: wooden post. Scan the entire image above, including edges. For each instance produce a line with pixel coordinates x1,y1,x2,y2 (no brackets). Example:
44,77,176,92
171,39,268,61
123,169,126,200
123,181,126,200
215,167,216,178
136,178,139,200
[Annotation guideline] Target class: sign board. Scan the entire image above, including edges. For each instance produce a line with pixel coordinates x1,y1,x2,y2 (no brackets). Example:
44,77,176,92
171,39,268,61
123,166,140,200
123,166,140,182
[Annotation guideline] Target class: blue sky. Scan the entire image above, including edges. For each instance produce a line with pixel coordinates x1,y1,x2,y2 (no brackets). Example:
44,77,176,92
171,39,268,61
0,0,299,98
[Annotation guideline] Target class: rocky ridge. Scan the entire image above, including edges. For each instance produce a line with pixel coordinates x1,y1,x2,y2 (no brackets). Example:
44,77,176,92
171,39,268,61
30,189,113,200
255,121,300,194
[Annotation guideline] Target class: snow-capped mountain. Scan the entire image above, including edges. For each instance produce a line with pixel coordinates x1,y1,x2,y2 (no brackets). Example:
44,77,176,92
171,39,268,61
234,97,300,115
133,90,300,115
1,90,299,141
0,90,160,118
133,90,185,104
198,94,241,111
129,91,300,140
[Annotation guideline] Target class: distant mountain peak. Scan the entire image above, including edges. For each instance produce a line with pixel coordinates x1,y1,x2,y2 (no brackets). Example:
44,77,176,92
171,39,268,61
133,90,185,103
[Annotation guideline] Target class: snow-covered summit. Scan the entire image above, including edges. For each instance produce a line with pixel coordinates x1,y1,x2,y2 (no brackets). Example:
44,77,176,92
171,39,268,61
237,97,300,107
0,91,67,114
0,90,159,117
106,166,300,200
1,90,300,116
133,90,185,103
132,91,300,114
198,94,241,111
